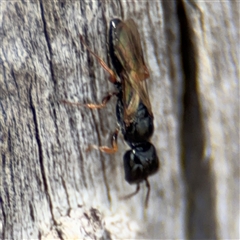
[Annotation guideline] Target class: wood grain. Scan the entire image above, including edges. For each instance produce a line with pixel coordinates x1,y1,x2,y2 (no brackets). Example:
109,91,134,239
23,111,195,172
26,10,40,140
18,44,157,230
0,1,238,239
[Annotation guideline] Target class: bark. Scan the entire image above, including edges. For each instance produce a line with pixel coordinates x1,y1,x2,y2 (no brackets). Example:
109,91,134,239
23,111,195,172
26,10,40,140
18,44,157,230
0,1,239,239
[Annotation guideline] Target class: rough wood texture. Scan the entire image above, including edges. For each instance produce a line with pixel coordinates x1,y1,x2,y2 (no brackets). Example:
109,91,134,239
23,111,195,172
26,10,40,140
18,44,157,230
0,1,239,239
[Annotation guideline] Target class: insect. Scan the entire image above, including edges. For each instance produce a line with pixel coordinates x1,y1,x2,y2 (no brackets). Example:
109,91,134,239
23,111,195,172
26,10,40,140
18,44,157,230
64,18,159,207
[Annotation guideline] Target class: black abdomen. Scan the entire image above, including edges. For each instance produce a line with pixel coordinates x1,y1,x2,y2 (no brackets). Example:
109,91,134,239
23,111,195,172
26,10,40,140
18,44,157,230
116,97,154,144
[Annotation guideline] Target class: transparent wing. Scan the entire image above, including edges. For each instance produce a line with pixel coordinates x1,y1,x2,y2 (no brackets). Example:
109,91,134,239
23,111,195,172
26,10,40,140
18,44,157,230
113,19,152,123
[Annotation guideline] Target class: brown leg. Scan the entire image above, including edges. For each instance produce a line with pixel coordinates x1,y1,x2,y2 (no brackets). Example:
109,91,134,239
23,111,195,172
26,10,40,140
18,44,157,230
80,35,117,83
61,91,118,109
87,128,119,154
62,37,118,109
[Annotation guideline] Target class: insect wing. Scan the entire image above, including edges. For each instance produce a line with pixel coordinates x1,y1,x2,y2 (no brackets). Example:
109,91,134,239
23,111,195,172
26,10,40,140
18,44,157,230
114,19,148,78
112,19,153,122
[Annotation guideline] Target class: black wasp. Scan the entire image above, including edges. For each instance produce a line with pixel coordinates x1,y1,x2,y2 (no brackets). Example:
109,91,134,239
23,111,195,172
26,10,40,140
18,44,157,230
64,19,159,207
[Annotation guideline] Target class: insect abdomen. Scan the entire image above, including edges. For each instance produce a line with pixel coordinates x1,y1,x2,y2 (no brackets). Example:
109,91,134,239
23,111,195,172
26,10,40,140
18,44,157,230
116,98,154,144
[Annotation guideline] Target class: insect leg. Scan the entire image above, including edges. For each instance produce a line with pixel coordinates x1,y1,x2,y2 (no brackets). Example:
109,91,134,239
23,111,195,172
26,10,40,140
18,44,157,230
62,91,118,109
144,179,150,208
120,184,140,200
88,128,119,154
120,179,150,208
80,36,117,83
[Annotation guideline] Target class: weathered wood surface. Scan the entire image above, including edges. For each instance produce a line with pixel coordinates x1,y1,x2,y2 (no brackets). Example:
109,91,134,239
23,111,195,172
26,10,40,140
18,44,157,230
0,1,239,239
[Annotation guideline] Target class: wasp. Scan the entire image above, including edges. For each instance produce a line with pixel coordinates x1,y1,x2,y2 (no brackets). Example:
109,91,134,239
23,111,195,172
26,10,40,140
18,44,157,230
64,19,159,207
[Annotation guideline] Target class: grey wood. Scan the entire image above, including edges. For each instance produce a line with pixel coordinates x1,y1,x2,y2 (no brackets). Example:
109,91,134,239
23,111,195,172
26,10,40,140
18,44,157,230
0,1,238,239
